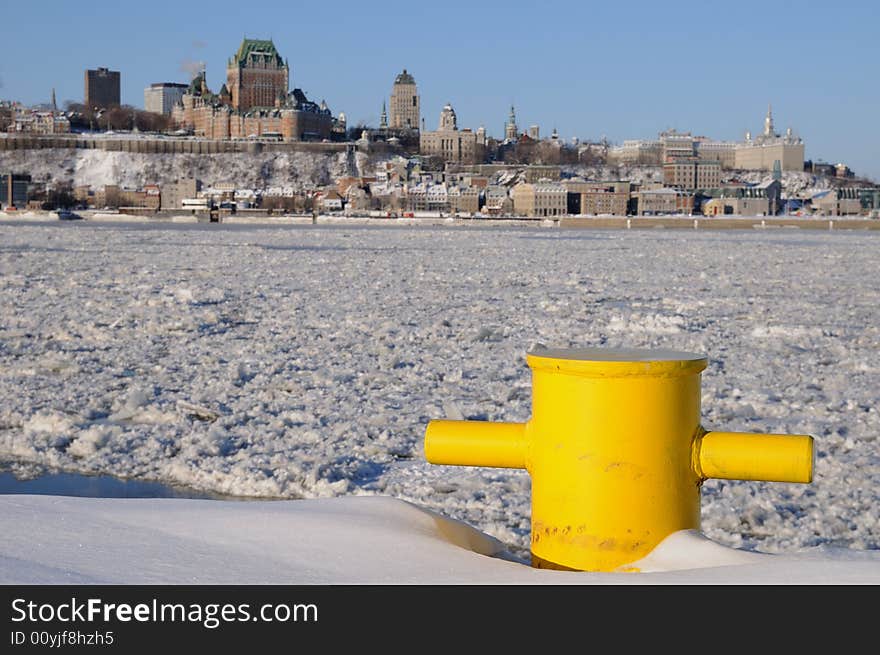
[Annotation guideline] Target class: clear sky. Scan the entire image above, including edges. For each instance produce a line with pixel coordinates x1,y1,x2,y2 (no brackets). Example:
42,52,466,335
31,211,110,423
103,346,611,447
2,0,878,180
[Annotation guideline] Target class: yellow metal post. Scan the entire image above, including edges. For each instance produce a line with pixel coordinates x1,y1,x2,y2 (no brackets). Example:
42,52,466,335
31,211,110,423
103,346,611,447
695,431,814,483
424,347,814,572
424,420,527,469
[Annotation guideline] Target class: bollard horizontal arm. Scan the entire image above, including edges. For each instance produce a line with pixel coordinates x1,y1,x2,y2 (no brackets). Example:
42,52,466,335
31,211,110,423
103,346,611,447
694,430,814,483
424,420,528,469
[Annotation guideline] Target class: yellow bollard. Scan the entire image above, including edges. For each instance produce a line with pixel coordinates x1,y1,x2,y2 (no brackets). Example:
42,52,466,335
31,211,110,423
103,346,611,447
424,347,814,572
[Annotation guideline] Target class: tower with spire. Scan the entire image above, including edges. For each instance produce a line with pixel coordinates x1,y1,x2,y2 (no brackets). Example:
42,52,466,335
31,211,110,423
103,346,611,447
734,104,804,173
763,104,776,138
380,101,388,130
505,105,518,141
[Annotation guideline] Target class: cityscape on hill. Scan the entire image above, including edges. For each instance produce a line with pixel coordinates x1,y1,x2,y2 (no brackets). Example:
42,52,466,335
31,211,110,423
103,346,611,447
1,36,878,220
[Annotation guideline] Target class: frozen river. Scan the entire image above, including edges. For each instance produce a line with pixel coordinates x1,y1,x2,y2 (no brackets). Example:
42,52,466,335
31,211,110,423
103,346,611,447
1,220,877,556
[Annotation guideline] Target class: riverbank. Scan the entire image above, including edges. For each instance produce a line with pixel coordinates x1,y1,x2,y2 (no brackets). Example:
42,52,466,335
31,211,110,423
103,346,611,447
2,209,879,230
560,216,880,230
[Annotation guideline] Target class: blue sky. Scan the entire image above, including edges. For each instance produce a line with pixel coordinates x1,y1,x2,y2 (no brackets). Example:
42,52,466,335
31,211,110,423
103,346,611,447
3,0,878,179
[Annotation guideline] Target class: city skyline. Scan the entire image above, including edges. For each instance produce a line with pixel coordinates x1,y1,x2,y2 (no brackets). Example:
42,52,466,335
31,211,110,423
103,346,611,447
2,0,878,179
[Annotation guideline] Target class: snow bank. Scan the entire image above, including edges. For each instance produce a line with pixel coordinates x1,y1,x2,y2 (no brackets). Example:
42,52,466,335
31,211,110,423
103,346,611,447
0,211,56,221
1,495,876,584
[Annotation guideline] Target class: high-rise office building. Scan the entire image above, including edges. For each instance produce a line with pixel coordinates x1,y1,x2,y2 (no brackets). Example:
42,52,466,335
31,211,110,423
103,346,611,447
84,67,121,109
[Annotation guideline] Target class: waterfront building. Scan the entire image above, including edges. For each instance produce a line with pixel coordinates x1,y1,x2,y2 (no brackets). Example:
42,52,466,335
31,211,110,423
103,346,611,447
700,185,769,216
696,181,781,216
405,182,428,211
511,181,567,217
663,158,722,190
1,173,31,209
637,187,694,215
562,179,630,216
452,187,481,215
425,183,450,213
93,184,161,210
483,185,513,216
161,178,199,210
811,187,880,216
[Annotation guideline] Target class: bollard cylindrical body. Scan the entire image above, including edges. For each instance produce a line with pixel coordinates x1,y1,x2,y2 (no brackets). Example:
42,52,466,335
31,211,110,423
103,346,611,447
525,348,707,572
423,346,815,574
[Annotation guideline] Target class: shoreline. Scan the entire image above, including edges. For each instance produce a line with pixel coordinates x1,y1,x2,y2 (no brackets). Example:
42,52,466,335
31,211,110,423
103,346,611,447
2,210,879,230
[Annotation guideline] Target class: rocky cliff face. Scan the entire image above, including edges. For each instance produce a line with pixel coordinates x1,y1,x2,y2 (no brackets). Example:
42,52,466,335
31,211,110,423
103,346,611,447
0,148,372,191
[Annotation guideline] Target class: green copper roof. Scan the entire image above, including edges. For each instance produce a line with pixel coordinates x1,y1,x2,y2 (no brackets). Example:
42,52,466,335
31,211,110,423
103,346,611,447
234,39,285,67
394,69,415,85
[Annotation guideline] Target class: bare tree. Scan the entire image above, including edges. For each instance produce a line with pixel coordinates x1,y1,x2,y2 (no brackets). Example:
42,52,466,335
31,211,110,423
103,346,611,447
101,105,133,130
42,183,76,210
421,155,445,171
133,109,170,133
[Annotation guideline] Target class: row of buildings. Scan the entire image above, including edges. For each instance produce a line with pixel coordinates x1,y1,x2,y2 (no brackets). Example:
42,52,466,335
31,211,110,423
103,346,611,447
9,156,875,218
0,100,70,134
392,176,784,218
607,107,805,172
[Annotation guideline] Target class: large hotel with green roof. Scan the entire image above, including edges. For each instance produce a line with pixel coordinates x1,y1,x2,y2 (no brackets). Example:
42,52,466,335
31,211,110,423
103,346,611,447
226,39,289,112
172,38,338,141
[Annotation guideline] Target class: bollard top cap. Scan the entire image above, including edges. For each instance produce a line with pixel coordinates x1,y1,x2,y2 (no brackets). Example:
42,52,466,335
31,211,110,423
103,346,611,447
526,347,707,378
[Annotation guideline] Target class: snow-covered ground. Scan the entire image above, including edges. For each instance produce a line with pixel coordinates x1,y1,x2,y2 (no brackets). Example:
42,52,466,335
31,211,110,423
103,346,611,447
0,148,369,191
0,220,878,565
2,495,877,583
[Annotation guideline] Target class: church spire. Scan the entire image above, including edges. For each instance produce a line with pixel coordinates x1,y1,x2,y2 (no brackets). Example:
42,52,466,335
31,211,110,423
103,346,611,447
380,101,388,130
764,103,775,137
